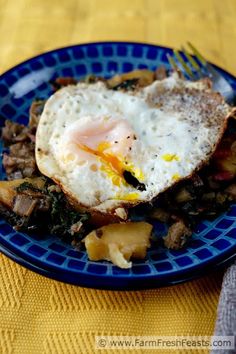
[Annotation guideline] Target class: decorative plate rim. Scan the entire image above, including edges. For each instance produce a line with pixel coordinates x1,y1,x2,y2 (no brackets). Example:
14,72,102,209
0,41,236,289
1,41,236,82
0,239,235,290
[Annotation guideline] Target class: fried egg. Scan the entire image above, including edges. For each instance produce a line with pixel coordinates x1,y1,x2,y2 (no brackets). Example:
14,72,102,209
35,75,231,221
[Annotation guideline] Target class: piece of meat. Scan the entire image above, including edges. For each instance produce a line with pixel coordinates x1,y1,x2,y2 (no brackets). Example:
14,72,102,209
50,77,78,91
29,100,45,128
1,119,37,145
212,171,235,182
2,120,28,145
3,141,37,180
0,202,28,230
1,119,39,180
163,220,192,250
155,66,167,80
0,179,51,231
12,189,51,217
210,132,236,181
13,194,38,217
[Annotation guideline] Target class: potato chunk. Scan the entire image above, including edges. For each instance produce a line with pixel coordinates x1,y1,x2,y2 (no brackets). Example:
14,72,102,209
0,177,46,208
83,222,152,269
107,69,154,88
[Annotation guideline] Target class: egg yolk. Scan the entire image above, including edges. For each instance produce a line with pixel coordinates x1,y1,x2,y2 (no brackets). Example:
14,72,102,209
162,154,180,162
69,115,134,154
114,192,140,201
172,173,180,181
63,116,144,187
77,142,124,177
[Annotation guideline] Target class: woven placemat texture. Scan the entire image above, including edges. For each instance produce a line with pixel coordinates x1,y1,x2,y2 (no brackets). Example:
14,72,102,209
0,254,223,353
0,0,236,353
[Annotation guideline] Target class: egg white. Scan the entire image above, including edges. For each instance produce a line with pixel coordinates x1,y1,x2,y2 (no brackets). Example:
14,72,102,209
35,75,230,216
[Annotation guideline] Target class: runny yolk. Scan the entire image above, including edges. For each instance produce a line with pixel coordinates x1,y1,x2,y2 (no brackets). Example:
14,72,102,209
77,142,144,188
77,143,124,177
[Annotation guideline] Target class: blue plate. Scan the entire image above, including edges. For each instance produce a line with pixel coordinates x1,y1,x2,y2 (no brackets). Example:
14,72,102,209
0,42,236,290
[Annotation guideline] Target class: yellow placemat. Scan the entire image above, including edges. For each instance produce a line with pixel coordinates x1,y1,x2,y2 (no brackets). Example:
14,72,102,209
0,253,223,354
0,1,236,353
